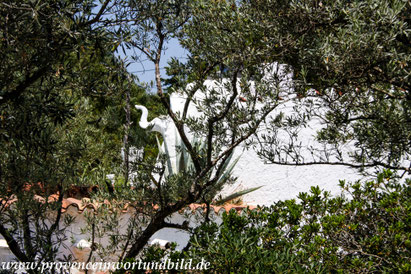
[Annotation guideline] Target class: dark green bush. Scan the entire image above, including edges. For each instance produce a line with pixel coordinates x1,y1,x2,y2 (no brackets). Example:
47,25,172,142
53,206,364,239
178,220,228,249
148,170,410,273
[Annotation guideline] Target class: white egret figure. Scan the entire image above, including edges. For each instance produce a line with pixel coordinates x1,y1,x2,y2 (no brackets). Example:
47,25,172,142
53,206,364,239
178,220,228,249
135,105,180,177
134,105,167,135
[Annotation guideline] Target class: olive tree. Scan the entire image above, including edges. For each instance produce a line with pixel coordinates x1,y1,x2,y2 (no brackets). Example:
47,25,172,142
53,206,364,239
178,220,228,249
103,0,302,260
245,0,410,174
0,0,122,264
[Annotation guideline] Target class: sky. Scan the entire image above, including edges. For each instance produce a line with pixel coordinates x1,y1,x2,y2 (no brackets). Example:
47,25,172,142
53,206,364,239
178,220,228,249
116,38,188,93
92,2,189,93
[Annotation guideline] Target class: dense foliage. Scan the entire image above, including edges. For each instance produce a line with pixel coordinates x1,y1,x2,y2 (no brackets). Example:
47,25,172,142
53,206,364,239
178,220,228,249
0,0,163,263
0,0,409,268
242,0,410,171
0,0,105,262
152,170,410,273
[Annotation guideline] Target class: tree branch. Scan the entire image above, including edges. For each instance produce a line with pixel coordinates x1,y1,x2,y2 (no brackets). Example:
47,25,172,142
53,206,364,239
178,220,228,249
82,0,111,26
0,66,49,105
182,63,218,120
163,221,189,231
45,185,64,240
265,160,410,172
207,70,239,165
0,223,30,262
153,30,202,173
22,210,34,259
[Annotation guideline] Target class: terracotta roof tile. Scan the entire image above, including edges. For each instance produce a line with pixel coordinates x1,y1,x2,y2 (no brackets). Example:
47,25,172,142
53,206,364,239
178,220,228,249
1,196,255,215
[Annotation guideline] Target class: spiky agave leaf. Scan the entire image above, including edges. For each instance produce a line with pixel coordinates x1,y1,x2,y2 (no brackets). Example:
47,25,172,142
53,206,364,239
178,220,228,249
163,137,174,176
175,128,187,174
155,134,242,186
156,134,174,176
155,135,163,153
214,186,263,205
215,153,242,186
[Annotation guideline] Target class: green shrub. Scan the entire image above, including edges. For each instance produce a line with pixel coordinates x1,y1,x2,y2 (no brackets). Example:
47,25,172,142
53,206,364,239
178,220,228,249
146,170,410,273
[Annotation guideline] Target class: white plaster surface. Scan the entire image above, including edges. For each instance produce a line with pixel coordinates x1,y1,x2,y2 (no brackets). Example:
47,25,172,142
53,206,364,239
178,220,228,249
166,77,364,206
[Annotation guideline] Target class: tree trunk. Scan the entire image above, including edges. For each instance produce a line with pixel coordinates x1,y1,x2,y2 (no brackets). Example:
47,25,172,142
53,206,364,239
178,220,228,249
123,86,131,184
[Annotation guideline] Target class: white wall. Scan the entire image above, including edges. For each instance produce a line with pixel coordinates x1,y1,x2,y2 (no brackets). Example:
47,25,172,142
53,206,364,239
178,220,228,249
168,78,363,206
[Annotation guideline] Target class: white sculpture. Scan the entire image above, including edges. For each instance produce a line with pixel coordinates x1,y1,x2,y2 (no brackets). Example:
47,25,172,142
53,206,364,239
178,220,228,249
134,105,168,134
135,105,181,177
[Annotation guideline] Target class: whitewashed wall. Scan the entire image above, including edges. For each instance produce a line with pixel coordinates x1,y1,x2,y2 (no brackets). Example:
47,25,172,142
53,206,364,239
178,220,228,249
168,78,363,206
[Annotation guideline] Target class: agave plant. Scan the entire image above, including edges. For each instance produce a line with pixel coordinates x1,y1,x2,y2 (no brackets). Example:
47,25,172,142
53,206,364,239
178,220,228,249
155,132,237,178
135,104,260,203
156,133,260,204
